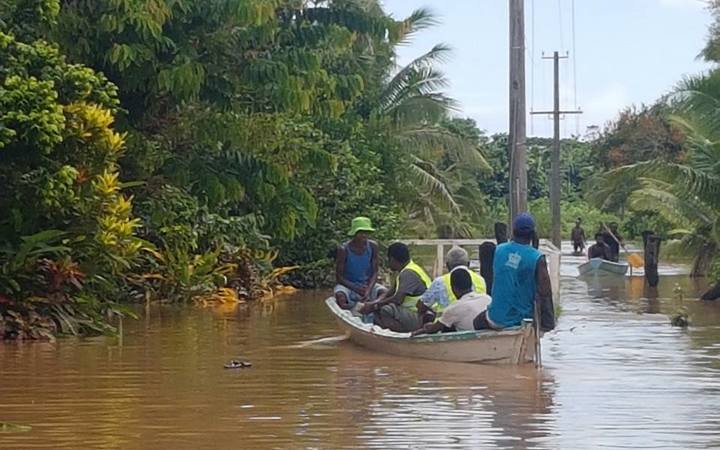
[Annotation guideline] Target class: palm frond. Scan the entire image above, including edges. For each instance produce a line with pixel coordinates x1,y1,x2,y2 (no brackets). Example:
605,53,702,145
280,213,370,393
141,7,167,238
408,157,460,213
386,94,456,128
380,44,452,113
629,185,712,229
606,160,720,209
396,127,490,171
393,8,440,45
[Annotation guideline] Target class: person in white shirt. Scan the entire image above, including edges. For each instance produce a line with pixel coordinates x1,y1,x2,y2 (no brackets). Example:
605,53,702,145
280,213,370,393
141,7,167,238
417,246,487,316
411,268,491,335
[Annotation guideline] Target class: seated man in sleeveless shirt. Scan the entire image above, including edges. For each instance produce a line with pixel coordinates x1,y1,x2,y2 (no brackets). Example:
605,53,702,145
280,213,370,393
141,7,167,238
334,217,387,311
358,242,431,332
412,268,491,336
417,246,487,317
474,213,555,332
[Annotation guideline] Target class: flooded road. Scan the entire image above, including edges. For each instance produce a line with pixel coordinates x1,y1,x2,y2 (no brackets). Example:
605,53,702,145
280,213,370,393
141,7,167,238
2,244,720,449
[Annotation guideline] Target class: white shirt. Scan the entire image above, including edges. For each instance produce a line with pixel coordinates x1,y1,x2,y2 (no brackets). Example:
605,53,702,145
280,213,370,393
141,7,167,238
438,292,491,331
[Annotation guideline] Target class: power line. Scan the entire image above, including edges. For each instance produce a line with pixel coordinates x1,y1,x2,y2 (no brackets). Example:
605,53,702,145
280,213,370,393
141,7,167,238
530,0,535,135
557,0,565,51
571,0,579,135
531,52,582,247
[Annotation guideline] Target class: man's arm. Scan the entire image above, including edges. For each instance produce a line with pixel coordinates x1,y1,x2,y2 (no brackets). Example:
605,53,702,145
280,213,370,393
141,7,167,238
416,278,444,314
411,321,445,336
360,241,381,300
360,271,420,314
535,256,555,331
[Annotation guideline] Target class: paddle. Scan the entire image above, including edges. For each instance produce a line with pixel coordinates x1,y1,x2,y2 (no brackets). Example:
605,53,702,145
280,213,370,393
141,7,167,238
602,223,643,268
534,296,542,368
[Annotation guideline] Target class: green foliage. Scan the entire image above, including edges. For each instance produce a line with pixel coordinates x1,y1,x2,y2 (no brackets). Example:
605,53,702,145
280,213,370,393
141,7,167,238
529,199,622,239
0,24,141,339
279,122,402,287
481,133,595,203
591,103,685,170
0,0,60,40
710,258,720,283
587,69,720,275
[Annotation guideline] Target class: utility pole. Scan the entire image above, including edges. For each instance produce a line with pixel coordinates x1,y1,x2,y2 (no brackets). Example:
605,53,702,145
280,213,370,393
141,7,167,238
531,51,582,248
509,0,527,221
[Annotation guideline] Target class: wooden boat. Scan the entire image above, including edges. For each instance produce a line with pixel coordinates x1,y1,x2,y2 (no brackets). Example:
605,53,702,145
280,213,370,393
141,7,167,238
325,298,536,364
578,258,629,276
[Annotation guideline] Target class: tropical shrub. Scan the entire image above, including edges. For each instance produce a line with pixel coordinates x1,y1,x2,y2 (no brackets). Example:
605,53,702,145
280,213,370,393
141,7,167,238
0,7,142,338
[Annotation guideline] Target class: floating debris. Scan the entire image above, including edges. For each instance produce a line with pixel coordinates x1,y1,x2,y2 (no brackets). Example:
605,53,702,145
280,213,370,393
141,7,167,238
673,283,684,301
670,308,690,328
0,422,32,433
224,360,252,369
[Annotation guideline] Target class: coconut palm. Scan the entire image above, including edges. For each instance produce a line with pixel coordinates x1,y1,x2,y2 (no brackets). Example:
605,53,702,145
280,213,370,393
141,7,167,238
594,71,720,276
371,14,489,233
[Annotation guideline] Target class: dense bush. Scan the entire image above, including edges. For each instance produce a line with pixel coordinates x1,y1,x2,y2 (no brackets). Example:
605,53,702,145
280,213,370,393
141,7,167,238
0,11,143,338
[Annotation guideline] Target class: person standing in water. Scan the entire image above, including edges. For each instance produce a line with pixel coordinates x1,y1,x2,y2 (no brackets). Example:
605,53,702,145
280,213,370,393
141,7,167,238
474,213,555,332
334,217,386,311
571,218,587,255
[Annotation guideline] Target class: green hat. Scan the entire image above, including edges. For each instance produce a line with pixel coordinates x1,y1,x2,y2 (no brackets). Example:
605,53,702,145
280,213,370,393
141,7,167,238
348,217,375,236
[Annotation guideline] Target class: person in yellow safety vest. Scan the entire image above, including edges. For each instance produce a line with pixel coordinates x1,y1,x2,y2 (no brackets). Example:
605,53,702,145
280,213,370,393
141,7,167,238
358,242,431,332
417,246,487,318
412,268,491,336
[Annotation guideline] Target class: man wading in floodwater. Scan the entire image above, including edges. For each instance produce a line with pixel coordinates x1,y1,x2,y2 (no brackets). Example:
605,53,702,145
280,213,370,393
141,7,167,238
334,217,387,311
571,218,586,255
473,213,555,332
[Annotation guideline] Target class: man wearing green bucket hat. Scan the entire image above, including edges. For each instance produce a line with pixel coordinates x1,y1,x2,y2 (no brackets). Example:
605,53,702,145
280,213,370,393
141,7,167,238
334,217,387,311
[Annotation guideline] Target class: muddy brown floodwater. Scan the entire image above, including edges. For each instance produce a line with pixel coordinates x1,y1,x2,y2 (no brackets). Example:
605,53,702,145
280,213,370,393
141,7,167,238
2,243,720,449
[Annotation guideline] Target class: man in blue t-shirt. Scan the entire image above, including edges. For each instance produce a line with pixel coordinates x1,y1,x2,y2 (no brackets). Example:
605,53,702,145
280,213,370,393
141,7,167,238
474,213,555,331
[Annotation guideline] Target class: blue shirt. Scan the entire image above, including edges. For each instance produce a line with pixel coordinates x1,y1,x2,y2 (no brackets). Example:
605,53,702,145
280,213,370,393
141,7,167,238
488,241,543,328
342,241,373,285
420,277,450,309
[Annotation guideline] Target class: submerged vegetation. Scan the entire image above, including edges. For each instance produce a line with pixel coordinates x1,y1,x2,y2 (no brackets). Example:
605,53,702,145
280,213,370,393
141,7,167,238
1,0,719,338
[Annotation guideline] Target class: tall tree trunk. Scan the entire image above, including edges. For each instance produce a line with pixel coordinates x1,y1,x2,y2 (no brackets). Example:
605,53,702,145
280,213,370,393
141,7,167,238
690,243,716,278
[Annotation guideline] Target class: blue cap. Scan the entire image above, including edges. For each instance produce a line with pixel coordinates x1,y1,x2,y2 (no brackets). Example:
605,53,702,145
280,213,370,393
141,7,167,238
513,212,536,234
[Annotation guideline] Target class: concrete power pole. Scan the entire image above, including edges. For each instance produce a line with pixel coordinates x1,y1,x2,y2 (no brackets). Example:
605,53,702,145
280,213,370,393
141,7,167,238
531,51,582,248
509,0,528,221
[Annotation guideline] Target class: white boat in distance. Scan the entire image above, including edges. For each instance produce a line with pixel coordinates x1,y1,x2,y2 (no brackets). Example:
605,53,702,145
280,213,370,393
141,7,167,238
325,298,537,365
578,258,629,276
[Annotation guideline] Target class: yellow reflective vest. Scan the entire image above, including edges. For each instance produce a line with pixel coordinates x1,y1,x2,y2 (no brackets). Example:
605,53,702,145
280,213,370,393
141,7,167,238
396,260,432,312
440,267,487,306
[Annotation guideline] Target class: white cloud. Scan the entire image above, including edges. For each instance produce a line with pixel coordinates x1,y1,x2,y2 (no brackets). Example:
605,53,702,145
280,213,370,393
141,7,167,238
657,0,707,10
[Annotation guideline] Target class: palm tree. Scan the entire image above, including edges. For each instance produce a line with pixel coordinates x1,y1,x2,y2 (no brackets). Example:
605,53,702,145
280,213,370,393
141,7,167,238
372,10,489,235
593,71,720,276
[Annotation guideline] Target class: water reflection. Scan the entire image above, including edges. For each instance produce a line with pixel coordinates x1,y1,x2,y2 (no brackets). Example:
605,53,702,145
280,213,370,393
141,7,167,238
331,348,556,449
1,245,720,449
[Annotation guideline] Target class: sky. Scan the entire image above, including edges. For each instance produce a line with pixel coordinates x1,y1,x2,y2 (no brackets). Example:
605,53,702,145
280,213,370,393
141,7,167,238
381,0,714,138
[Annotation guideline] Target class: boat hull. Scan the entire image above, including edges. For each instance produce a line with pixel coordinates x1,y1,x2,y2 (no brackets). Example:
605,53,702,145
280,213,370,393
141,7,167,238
578,258,629,276
326,298,536,364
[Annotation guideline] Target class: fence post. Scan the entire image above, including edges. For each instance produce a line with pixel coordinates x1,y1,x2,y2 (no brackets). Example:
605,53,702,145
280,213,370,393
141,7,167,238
434,244,444,277
644,233,661,287
478,242,496,293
